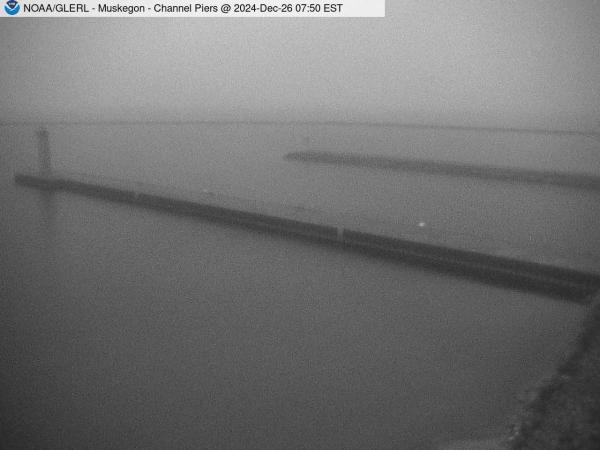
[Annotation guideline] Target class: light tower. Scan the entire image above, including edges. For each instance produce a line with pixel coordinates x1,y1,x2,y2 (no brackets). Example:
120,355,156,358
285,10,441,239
37,127,51,175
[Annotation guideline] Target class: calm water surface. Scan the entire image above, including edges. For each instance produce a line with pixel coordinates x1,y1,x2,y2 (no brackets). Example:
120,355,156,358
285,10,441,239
29,123,600,261
0,126,591,449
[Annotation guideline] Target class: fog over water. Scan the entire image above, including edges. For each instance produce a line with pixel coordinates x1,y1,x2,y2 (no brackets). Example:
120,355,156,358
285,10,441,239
1,1,599,130
0,130,589,449
8,123,600,267
2,1,600,448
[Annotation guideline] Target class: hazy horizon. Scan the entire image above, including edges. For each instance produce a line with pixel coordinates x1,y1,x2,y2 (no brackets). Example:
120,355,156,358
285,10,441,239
2,1,599,132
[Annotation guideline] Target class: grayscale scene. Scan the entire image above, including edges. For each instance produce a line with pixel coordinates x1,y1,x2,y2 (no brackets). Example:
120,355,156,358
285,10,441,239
1,3,600,449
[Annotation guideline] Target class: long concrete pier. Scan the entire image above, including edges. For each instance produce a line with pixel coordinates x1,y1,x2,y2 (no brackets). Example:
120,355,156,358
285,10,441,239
14,171,600,301
285,151,600,191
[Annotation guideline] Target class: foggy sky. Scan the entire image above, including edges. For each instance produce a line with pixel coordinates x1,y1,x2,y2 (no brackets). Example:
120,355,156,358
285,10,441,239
1,0,599,131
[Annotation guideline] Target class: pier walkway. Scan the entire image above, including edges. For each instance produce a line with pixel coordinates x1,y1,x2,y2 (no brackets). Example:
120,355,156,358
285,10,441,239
15,170,600,301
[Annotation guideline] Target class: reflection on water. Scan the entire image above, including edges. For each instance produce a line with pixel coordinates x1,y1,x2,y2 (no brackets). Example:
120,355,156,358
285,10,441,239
0,127,590,449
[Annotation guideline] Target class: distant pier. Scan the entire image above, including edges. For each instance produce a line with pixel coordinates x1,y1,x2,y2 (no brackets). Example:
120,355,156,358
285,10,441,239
285,151,600,191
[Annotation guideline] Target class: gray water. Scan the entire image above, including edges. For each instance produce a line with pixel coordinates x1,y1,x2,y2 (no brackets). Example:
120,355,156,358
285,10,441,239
0,124,592,449
10,123,600,264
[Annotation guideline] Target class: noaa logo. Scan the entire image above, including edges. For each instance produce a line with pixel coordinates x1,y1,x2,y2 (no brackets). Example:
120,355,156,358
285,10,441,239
4,0,20,15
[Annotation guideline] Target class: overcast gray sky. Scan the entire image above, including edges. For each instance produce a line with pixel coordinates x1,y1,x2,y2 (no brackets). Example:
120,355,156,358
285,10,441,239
1,0,599,131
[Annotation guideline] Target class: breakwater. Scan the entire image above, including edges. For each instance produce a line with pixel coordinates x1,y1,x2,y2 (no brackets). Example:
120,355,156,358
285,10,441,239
14,171,600,301
285,151,600,191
